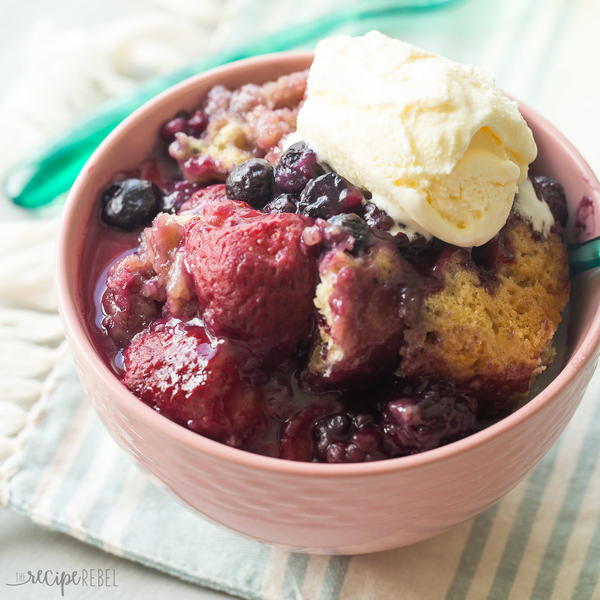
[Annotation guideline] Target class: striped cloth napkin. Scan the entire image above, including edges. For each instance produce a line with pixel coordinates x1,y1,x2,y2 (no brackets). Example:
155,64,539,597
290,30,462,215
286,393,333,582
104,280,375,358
1,0,599,598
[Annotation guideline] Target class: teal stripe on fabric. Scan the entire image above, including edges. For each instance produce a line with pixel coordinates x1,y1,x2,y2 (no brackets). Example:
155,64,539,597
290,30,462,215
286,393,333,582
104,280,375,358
119,482,271,600
525,0,575,104
80,454,137,538
318,556,351,600
48,419,105,521
572,512,600,600
487,439,564,599
530,399,600,600
282,552,310,600
444,504,501,600
6,358,83,514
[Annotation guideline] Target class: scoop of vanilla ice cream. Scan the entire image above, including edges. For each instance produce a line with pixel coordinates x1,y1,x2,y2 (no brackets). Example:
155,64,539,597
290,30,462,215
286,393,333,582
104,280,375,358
296,31,538,247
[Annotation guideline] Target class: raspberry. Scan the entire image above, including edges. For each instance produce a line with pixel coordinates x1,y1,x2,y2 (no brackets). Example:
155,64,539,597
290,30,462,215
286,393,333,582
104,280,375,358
123,319,263,447
184,200,316,363
102,254,160,346
177,183,227,215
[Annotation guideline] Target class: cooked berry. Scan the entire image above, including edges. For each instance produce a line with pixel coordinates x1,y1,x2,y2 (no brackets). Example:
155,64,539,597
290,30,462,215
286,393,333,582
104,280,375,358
274,142,325,193
381,378,477,456
124,319,263,447
298,173,364,219
161,180,202,213
363,201,394,231
182,155,226,183
177,183,227,216
160,113,188,142
226,159,275,208
327,213,371,252
313,412,386,463
531,175,568,227
185,200,316,363
101,178,162,230
263,193,298,214
187,109,209,137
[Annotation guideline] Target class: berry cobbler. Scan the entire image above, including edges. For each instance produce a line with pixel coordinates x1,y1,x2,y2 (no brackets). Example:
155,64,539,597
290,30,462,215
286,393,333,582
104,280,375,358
87,33,570,463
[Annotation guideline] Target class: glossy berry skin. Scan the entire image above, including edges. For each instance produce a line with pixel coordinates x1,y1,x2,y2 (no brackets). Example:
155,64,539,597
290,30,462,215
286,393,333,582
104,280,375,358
226,159,275,208
123,318,263,447
298,173,364,219
184,198,316,363
313,412,386,463
177,183,227,216
161,180,203,214
381,378,478,456
274,142,325,193
327,213,371,252
363,201,394,232
101,178,162,231
160,113,188,142
531,175,568,227
187,109,209,137
263,193,298,214
279,406,333,461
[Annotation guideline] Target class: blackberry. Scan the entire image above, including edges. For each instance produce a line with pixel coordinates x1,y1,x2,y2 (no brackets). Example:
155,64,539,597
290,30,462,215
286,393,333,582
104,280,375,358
313,412,386,463
381,378,478,456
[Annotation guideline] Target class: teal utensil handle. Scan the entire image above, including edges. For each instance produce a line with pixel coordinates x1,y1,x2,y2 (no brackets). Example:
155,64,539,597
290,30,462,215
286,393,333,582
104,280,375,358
4,0,457,209
569,237,600,275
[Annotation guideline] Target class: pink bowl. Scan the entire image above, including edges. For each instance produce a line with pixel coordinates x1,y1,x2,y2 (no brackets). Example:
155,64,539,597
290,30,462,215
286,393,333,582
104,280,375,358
56,52,600,554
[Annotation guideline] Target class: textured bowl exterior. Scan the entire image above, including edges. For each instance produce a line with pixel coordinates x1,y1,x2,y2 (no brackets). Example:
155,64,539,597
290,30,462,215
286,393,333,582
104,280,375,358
57,53,600,554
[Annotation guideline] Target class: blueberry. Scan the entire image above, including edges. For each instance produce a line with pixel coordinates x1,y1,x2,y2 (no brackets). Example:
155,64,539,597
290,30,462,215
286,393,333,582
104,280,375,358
225,159,274,208
101,178,162,231
363,201,394,231
298,172,364,219
263,193,298,214
381,378,477,456
274,142,324,193
531,176,568,227
327,213,371,251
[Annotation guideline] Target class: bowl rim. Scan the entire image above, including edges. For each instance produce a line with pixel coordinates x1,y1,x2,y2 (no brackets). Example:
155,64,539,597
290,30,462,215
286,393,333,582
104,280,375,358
57,50,600,478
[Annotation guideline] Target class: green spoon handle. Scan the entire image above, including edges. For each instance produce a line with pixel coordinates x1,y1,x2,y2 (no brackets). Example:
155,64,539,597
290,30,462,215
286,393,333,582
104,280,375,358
4,0,457,209
569,237,600,275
